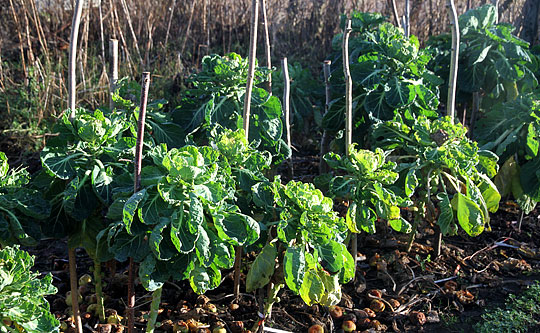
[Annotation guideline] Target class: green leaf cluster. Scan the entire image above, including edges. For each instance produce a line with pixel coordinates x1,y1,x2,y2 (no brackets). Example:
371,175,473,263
323,12,441,146
0,245,59,333
323,145,412,234
475,92,540,213
249,180,352,306
171,53,290,164
0,153,49,247
372,116,500,236
101,133,265,294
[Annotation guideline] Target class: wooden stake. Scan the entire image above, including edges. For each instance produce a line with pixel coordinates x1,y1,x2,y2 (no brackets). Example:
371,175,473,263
319,60,331,174
242,0,259,138
109,39,119,109
164,0,177,48
282,57,293,178
388,0,402,28
68,0,84,119
342,19,357,276
128,72,151,333
446,0,460,122
261,0,272,93
405,0,410,37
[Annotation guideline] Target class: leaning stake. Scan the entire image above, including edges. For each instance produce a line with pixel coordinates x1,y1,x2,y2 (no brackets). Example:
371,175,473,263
128,72,151,333
342,19,357,277
109,39,119,109
261,0,272,93
282,57,293,178
446,0,460,121
67,1,84,332
235,0,259,299
319,60,332,174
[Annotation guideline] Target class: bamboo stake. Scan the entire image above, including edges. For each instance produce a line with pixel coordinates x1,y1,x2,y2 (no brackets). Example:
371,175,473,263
446,0,460,122
68,249,83,333
98,0,106,68
319,60,332,174
234,0,259,300
389,0,402,28
282,57,293,178
405,0,410,37
242,0,259,138
343,19,356,276
128,72,151,333
109,39,119,109
261,0,272,93
68,0,84,118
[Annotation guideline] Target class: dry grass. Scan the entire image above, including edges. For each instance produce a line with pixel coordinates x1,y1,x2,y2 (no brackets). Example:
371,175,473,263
0,0,529,132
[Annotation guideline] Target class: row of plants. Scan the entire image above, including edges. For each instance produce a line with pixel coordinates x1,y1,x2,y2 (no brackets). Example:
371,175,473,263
0,3,538,332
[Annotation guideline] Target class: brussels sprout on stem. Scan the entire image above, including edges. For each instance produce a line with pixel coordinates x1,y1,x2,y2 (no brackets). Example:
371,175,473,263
93,259,106,322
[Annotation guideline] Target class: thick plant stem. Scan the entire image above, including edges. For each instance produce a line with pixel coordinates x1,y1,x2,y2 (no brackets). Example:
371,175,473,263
68,248,83,333
446,0,460,121
68,0,84,119
282,57,293,179
145,287,163,333
109,39,119,109
251,283,283,332
93,259,106,322
469,92,480,139
261,0,272,93
319,60,331,174
342,19,356,275
128,72,151,333
242,0,259,138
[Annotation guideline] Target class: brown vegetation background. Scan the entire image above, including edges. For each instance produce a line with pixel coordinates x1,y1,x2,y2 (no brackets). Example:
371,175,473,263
0,0,535,154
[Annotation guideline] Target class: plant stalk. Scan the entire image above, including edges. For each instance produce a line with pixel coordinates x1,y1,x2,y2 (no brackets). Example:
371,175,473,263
68,248,83,333
145,287,163,333
446,0,460,121
93,259,106,322
68,0,84,119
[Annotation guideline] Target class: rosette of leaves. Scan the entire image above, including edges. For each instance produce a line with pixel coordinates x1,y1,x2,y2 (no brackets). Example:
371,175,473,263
475,92,540,213
247,180,352,307
427,4,538,109
323,145,412,235
371,115,500,238
322,12,441,148
0,153,49,247
101,143,260,294
171,53,290,164
0,245,59,332
37,108,132,249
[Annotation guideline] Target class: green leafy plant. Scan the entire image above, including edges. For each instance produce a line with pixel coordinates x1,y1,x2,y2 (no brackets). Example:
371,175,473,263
101,138,262,295
323,145,412,235
0,152,50,247
0,245,59,333
171,53,290,164
248,179,353,310
475,92,540,213
428,4,538,109
371,116,500,250
322,12,441,148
